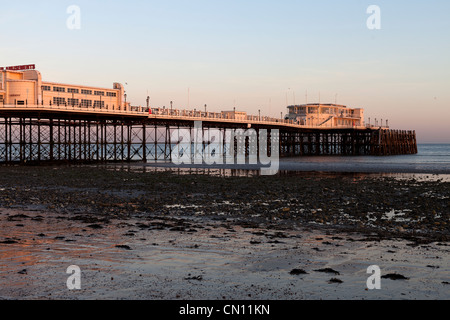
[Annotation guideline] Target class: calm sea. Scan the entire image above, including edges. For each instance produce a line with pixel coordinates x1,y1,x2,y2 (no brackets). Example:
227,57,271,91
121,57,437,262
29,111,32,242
279,144,450,174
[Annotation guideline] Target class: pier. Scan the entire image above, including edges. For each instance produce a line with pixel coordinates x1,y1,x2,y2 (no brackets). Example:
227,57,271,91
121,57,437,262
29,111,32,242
0,104,418,164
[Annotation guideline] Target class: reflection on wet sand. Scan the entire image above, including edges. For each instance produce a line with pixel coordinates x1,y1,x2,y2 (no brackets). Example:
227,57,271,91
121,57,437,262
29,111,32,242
0,164,448,300
1,207,449,300
102,162,450,182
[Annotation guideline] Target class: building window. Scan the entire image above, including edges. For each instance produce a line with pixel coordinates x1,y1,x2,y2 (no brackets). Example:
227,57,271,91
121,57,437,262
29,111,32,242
81,89,92,95
42,85,51,91
81,99,92,107
53,87,65,93
94,91,105,96
68,88,79,94
68,98,79,106
53,97,66,105
106,92,117,97
93,101,105,108
17,101,25,105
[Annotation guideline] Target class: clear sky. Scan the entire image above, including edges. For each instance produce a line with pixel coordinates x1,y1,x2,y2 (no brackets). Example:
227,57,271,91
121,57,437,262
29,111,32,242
1,0,449,142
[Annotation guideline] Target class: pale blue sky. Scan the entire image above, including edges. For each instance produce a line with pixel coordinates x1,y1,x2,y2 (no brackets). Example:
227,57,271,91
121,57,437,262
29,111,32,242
1,0,449,142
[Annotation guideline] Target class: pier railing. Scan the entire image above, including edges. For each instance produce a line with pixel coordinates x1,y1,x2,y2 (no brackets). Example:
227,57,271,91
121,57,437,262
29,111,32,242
0,104,418,164
0,104,382,130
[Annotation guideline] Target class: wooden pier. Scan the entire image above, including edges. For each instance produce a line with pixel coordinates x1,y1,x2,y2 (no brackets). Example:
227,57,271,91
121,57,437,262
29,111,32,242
0,105,418,164
279,127,418,157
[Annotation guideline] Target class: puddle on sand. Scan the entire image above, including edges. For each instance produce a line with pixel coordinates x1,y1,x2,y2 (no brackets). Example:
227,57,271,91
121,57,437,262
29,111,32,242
0,208,449,300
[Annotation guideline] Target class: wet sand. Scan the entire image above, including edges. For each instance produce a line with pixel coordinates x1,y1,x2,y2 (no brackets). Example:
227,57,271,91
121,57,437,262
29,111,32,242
0,165,449,300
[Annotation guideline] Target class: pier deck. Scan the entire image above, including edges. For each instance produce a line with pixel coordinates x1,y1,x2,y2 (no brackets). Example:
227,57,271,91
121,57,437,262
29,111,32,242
0,105,418,164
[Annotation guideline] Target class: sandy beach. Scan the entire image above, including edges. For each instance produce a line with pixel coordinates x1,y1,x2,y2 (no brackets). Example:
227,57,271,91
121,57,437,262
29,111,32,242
0,164,448,300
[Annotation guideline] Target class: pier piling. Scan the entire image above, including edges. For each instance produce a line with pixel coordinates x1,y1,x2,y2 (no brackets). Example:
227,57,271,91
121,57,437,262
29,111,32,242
0,110,417,164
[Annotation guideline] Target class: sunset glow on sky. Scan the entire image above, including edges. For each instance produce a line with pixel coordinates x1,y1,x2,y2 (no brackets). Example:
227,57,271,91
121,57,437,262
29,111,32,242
1,0,449,142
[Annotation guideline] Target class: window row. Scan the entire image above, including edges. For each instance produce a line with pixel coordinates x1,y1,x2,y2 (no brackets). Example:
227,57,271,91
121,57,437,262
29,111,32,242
53,87,65,92
52,97,107,108
53,97,66,104
42,86,117,97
